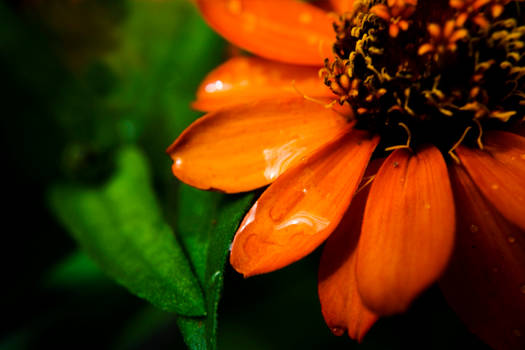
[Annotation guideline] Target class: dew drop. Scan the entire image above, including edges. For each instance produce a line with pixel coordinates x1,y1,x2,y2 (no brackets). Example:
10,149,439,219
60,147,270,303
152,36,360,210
204,80,224,93
491,183,499,190
424,203,431,210
521,154,525,160
393,161,399,168
520,285,525,294
210,271,221,286
508,236,516,244
331,327,345,336
491,266,499,273
513,329,522,337
469,224,479,233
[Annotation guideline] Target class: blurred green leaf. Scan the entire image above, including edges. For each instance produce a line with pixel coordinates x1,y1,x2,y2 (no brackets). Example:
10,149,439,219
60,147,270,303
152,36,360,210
176,189,255,350
44,251,110,289
177,316,207,350
49,146,205,316
102,0,225,144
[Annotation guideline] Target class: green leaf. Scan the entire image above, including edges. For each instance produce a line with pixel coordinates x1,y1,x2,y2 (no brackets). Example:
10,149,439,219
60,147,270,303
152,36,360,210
176,316,207,350
49,146,205,316
176,185,221,284
44,251,110,289
204,193,255,349
175,187,255,349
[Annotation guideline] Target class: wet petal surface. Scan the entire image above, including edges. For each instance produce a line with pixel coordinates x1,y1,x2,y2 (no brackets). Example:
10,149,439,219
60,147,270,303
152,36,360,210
230,130,379,276
167,98,348,193
357,146,455,315
167,99,348,192
193,56,334,112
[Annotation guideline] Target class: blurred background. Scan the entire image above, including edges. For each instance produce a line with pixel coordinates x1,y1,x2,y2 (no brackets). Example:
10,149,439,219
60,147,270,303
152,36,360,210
1,0,492,349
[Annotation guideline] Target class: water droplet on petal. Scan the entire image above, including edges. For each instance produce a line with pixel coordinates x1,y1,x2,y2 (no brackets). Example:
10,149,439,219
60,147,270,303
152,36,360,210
331,327,345,336
275,211,330,233
520,285,525,294
508,236,516,244
469,224,479,232
520,154,525,160
204,80,225,93
491,183,499,190
491,266,499,273
424,203,431,209
263,140,301,182
513,329,522,337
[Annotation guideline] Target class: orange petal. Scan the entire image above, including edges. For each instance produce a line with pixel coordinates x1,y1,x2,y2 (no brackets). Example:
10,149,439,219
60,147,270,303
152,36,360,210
192,56,333,112
327,0,356,13
230,130,379,276
196,0,334,66
314,0,355,13
484,130,525,178
456,131,525,231
356,146,455,315
318,184,378,342
167,98,348,193
441,165,525,350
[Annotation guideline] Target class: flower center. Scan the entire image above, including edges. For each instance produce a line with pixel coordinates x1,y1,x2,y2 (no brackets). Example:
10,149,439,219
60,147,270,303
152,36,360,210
322,0,525,157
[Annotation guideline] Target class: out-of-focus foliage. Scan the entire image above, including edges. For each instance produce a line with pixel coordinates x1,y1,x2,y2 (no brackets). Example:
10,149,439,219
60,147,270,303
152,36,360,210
2,0,243,348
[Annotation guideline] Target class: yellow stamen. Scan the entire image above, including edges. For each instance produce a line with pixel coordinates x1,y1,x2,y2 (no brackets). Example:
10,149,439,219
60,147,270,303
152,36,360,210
292,81,337,109
355,175,376,194
385,122,413,151
473,118,484,149
448,126,472,164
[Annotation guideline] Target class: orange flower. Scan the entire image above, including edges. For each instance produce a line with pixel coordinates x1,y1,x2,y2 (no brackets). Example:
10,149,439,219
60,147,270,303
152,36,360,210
167,1,525,349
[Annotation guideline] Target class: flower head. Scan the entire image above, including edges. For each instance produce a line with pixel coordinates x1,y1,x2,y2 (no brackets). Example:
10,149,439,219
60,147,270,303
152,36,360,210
167,1,525,348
